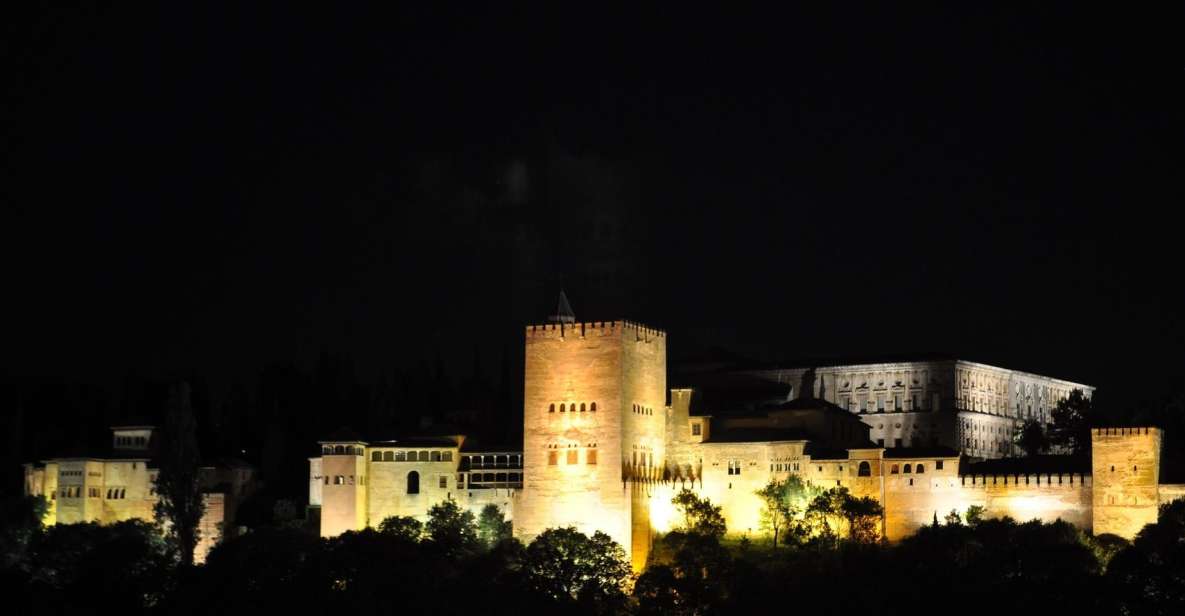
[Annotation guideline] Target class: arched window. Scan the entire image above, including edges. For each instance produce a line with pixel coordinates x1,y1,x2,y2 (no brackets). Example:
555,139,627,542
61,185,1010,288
372,451,382,462
407,471,420,494
580,403,586,412
549,404,555,413
431,451,442,462
590,402,597,412
345,446,354,455
916,464,925,474
383,451,394,461
334,445,345,455
560,404,566,413
858,461,871,477
890,464,899,474
904,464,913,474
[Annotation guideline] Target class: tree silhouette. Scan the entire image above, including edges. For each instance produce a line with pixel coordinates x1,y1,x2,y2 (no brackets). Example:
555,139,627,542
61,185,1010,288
477,503,512,548
154,381,204,566
521,527,630,612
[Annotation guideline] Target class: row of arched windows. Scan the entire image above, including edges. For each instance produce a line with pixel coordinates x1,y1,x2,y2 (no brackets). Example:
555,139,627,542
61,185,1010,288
890,463,926,474
549,402,597,413
370,450,453,462
105,488,127,499
632,404,653,416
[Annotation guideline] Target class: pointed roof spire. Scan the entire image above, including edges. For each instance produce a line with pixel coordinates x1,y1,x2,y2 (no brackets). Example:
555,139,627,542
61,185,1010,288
548,290,576,324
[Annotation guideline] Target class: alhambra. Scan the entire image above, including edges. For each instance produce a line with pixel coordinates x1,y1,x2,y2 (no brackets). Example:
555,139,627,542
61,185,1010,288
24,300,1185,570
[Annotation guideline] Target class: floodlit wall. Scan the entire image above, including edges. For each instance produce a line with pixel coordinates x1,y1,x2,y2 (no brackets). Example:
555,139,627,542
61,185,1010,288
1093,427,1162,537
517,321,666,571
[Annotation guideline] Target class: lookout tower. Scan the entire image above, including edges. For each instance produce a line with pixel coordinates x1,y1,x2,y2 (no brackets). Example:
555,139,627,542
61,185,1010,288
516,294,667,570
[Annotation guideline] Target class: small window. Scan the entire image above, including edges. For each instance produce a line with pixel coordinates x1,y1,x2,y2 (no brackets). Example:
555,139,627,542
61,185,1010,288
916,464,925,474
441,452,452,462
372,451,382,462
587,449,597,465
407,471,420,494
334,445,345,455
580,403,586,412
432,451,442,462
548,451,558,465
419,451,430,462
590,402,597,412
935,460,944,470
395,451,406,461
903,464,912,474
858,461,871,477
334,475,344,485
560,404,566,413
567,450,578,465
549,403,555,413
384,451,395,462
439,476,447,489
692,423,702,436
890,464,899,474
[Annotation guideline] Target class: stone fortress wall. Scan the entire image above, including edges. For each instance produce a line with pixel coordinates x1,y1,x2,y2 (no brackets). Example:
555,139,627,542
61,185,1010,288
308,318,1181,571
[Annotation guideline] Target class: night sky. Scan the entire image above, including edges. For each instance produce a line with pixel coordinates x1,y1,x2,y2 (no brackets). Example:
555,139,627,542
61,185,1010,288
5,5,1184,405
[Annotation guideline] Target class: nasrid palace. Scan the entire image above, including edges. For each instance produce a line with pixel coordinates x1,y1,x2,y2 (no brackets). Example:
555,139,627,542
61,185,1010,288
24,297,1185,568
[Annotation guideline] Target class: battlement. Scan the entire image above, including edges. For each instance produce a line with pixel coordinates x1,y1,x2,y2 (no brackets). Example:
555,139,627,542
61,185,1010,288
525,320,666,339
1093,427,1159,437
958,473,1091,488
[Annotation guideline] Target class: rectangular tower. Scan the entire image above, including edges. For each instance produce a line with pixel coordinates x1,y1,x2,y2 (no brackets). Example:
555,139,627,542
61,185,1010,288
516,320,666,570
1092,427,1162,538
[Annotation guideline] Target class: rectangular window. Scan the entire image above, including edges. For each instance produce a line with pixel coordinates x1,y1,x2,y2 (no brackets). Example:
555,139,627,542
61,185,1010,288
587,449,597,465
894,438,903,448
691,423,702,436
441,452,452,462
877,438,884,447
912,395,919,410
936,460,944,470
894,395,902,411
567,450,578,465
548,451,557,466
439,476,447,489
395,451,406,461
877,396,885,412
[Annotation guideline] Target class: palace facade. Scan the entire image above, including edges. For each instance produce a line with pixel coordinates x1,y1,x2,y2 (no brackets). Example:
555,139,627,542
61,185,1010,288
22,425,258,562
310,314,1185,571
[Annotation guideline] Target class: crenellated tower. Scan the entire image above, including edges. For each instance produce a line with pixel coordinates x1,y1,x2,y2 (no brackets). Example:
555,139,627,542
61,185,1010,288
1092,427,1162,537
516,295,666,570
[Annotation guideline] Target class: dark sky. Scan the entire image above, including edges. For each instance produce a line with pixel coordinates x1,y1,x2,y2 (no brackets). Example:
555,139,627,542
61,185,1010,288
4,5,1184,403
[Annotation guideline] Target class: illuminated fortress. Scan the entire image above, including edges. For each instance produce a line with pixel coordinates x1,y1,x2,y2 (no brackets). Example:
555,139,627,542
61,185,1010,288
311,309,1185,570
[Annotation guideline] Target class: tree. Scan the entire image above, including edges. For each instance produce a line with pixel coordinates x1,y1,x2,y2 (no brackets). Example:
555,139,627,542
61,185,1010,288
154,381,204,567
477,504,512,548
425,499,479,555
840,493,883,543
944,509,963,526
0,494,48,568
377,515,423,541
964,504,986,526
1107,499,1185,613
755,476,813,547
1049,389,1093,454
1015,419,1050,456
521,527,631,612
638,530,734,615
671,489,726,538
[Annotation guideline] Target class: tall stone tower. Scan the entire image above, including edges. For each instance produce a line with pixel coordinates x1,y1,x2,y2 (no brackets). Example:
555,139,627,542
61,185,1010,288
319,438,369,537
1092,427,1162,538
516,296,667,570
